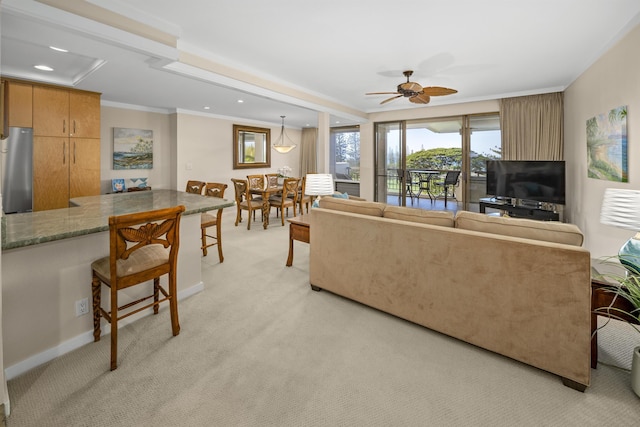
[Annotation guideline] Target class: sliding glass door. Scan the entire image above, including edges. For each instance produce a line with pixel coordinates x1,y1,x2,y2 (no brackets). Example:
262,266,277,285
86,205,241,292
374,113,501,211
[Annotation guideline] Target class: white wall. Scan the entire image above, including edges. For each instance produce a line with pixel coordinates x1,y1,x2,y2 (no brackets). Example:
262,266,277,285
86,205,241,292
564,23,640,258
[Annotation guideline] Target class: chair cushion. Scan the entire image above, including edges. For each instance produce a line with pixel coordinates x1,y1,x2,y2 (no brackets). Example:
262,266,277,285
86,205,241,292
92,244,170,279
201,213,217,227
383,206,455,227
454,211,584,246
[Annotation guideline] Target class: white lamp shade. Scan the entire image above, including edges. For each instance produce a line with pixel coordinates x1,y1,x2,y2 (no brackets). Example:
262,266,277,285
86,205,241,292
305,174,334,196
600,188,640,231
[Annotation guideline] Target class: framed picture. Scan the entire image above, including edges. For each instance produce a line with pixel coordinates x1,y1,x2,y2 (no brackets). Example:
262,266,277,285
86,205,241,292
111,178,125,193
113,127,153,170
587,105,628,182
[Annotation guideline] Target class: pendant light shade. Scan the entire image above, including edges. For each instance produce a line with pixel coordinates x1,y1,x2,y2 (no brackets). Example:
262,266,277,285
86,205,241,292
272,115,297,153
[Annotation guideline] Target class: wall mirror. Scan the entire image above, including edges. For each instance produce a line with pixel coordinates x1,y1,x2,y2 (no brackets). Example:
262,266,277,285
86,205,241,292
233,124,271,169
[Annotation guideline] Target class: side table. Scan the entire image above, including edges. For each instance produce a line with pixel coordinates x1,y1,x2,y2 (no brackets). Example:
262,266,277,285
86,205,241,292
286,215,310,267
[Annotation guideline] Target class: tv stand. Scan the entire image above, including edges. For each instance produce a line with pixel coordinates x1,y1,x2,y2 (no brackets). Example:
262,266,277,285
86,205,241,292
479,198,560,221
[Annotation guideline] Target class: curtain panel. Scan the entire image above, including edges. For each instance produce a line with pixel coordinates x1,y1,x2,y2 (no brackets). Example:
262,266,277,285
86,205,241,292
499,92,564,160
299,127,318,176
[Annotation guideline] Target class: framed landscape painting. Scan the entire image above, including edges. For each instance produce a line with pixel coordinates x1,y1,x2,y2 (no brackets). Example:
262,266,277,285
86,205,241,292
587,105,627,182
113,127,153,170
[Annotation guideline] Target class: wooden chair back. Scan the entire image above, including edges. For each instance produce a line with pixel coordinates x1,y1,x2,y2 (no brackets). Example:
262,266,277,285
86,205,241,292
204,182,227,198
247,174,265,191
185,180,206,194
265,173,280,188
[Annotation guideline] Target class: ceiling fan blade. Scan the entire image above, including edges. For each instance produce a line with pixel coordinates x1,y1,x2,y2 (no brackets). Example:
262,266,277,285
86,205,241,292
422,86,458,96
380,95,402,105
410,93,431,104
366,91,401,95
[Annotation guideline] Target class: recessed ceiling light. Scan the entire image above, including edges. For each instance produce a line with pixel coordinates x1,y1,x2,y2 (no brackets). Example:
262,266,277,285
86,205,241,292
335,121,341,124
34,65,54,71
237,99,244,103
49,46,68,52
203,106,211,110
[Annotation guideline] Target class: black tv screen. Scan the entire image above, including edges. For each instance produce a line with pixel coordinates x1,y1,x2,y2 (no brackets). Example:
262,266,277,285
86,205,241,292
486,160,566,205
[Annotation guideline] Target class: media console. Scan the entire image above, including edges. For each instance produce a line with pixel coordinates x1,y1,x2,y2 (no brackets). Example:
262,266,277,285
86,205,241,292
478,197,560,221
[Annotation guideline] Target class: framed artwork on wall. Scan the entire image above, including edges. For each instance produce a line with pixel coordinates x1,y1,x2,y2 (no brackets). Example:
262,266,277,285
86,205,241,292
113,127,153,170
587,105,628,182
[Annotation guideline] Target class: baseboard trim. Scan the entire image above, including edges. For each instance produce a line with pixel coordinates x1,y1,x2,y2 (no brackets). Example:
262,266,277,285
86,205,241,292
4,282,204,381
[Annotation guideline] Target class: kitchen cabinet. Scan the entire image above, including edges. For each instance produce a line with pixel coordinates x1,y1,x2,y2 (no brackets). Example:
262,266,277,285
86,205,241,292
33,137,100,211
7,80,33,128
33,86,100,138
30,84,101,211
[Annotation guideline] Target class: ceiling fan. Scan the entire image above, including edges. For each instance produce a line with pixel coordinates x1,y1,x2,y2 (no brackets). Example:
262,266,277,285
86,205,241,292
366,70,458,105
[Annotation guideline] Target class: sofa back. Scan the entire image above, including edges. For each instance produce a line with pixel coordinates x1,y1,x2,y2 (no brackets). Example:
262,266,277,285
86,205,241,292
454,211,584,246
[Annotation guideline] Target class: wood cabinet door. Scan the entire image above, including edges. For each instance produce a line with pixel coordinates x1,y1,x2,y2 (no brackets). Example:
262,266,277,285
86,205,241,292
33,136,70,211
69,91,100,138
69,138,101,198
7,81,33,128
33,86,69,137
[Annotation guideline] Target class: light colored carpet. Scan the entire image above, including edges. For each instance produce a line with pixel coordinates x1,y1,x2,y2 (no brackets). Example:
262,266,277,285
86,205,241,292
6,209,640,426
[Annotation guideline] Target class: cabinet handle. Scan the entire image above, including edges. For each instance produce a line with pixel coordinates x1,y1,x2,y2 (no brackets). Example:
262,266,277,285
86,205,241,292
63,141,66,164
74,141,76,163
63,119,66,134
73,120,76,135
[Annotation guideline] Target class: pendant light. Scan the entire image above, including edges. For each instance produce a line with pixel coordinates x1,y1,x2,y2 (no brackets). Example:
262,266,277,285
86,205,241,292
272,115,297,153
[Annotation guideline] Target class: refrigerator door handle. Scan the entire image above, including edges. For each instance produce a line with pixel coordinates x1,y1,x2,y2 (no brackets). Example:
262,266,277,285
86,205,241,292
63,141,66,164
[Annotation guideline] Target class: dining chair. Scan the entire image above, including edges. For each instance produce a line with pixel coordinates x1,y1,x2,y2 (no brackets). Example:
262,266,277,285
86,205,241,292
265,173,280,188
231,178,261,230
185,180,206,194
269,177,299,225
405,170,419,205
201,183,227,262
91,205,185,370
434,170,461,206
297,176,312,214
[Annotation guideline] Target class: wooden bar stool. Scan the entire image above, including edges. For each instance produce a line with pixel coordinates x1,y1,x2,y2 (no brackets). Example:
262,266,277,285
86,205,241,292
201,183,227,261
91,205,185,370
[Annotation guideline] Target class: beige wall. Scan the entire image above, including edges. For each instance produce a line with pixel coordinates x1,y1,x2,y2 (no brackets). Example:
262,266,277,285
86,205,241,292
564,24,640,258
100,106,174,193
100,107,302,193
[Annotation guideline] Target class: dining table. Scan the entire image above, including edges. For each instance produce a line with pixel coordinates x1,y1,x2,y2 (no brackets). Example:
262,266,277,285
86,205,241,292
249,184,283,229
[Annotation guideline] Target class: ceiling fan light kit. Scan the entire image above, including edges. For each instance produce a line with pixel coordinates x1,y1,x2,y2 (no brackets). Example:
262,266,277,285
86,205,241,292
272,115,297,154
366,70,457,105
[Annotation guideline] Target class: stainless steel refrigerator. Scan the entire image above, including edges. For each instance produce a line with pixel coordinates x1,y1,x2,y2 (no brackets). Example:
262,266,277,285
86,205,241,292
2,127,33,213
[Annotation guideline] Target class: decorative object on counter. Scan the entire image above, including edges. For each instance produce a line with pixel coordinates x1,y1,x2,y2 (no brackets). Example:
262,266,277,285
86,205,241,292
304,173,334,207
272,115,297,154
111,178,125,193
600,188,640,273
113,127,153,170
126,177,149,191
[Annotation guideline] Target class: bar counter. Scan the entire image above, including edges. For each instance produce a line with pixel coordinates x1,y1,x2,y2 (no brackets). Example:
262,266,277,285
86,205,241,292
2,189,235,250
1,189,235,377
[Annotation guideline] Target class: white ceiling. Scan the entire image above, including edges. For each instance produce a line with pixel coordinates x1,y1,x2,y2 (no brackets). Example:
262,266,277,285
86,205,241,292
2,0,640,129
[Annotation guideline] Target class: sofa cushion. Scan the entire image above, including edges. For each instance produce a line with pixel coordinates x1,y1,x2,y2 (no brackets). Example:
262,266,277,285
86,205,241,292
318,197,385,217
383,206,455,227
454,211,584,246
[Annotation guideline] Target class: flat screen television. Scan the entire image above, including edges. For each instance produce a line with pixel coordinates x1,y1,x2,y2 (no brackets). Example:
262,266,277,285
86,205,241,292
486,160,566,205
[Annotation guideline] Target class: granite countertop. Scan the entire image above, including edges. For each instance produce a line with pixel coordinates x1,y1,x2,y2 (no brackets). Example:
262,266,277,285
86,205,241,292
1,189,235,250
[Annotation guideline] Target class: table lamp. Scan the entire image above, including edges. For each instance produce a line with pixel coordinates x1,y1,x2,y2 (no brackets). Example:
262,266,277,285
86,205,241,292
600,188,640,274
304,173,334,206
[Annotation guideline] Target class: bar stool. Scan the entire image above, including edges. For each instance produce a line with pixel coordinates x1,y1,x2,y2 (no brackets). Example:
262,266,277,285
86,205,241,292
201,183,227,261
91,205,185,370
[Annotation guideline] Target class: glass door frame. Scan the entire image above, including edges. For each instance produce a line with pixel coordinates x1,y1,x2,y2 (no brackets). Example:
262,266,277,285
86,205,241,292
374,120,408,206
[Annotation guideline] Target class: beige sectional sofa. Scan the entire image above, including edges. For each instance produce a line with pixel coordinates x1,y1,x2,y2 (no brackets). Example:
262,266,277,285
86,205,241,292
309,197,591,390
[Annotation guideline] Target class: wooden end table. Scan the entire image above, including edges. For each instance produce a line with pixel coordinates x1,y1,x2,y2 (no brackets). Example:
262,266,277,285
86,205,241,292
591,262,640,368
286,215,310,267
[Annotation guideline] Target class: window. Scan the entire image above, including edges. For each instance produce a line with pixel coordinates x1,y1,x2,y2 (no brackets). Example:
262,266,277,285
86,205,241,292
330,126,360,181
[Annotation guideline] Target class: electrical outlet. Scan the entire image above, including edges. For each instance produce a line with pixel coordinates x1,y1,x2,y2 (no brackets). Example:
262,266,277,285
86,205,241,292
75,298,89,317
